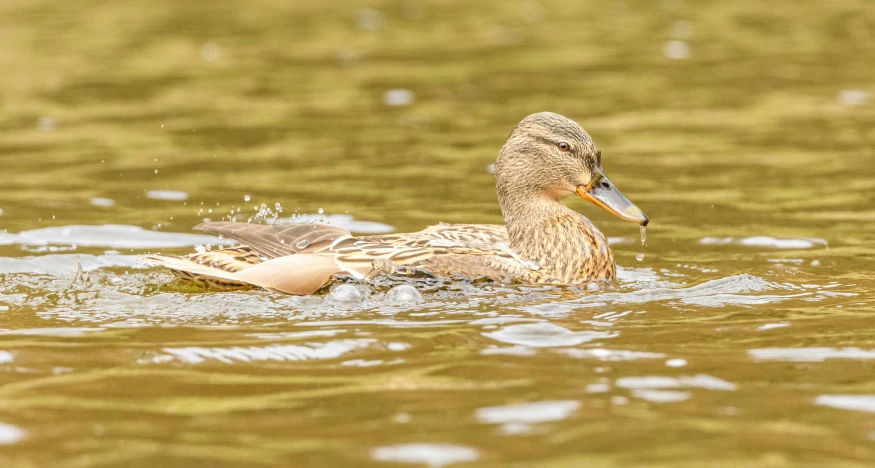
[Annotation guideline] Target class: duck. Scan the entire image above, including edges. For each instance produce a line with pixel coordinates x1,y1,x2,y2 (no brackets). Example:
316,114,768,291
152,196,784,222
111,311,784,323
144,112,649,295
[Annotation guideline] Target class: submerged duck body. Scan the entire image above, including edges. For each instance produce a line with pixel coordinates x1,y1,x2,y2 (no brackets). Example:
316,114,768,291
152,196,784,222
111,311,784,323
145,112,648,294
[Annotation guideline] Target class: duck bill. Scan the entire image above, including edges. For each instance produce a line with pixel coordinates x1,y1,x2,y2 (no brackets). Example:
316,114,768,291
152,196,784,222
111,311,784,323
576,172,649,226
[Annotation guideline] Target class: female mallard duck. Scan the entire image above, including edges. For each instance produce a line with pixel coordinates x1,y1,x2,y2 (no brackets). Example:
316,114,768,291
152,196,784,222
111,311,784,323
145,112,648,294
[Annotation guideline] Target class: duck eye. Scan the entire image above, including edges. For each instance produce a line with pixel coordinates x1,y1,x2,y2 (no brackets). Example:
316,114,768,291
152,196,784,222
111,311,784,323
557,142,570,152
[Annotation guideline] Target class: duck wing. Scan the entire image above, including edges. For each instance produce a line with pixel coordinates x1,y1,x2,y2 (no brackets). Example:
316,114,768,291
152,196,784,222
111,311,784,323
144,223,529,294
192,222,352,259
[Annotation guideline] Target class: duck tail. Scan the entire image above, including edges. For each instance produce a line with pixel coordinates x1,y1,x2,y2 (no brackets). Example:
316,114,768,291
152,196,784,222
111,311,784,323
143,252,342,295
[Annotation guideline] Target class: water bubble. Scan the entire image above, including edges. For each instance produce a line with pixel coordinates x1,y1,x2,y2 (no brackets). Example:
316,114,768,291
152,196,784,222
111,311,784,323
810,259,821,266
201,41,221,62
383,89,414,106
328,284,363,303
154,169,158,174
317,208,324,214
386,284,423,304
296,239,310,249
37,116,56,131
838,90,869,106
0,422,27,445
636,253,645,262
146,190,189,201
665,358,687,367
89,197,115,207
664,40,690,60
244,195,251,202
586,282,600,292
357,9,383,31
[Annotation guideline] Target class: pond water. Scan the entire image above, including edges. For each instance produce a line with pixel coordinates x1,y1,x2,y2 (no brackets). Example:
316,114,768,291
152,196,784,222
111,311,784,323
1,1,874,466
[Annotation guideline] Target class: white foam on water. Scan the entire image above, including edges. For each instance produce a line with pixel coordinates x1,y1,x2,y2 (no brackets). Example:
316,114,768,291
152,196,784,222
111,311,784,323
476,400,580,424
145,190,189,201
757,323,790,331
0,328,106,337
615,374,736,391
0,422,26,445
816,395,875,413
631,389,692,403
480,345,538,356
162,339,376,364
89,197,116,207
371,443,479,466
748,347,875,362
664,40,690,59
699,236,827,249
0,254,140,275
558,348,665,361
383,89,414,106
0,225,229,249
838,90,869,106
483,323,617,347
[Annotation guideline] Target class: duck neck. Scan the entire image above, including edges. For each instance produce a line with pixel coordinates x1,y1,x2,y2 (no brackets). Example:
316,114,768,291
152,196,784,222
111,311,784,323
499,191,580,256
498,192,615,281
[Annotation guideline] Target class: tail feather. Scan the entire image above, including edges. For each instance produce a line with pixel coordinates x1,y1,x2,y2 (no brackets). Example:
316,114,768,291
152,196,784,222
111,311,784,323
142,253,344,294
142,254,252,290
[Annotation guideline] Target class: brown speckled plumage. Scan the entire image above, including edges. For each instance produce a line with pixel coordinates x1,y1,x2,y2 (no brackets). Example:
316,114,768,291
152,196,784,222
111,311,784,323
143,112,646,294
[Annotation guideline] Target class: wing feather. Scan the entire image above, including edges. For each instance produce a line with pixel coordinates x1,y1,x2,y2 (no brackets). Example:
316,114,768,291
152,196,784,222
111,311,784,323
193,222,351,259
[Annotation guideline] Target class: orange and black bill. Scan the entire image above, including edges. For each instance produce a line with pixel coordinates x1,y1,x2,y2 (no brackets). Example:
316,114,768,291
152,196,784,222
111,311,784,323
576,171,649,226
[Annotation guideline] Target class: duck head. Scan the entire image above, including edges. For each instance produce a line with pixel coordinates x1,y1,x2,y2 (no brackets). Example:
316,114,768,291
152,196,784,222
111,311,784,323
494,112,648,226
